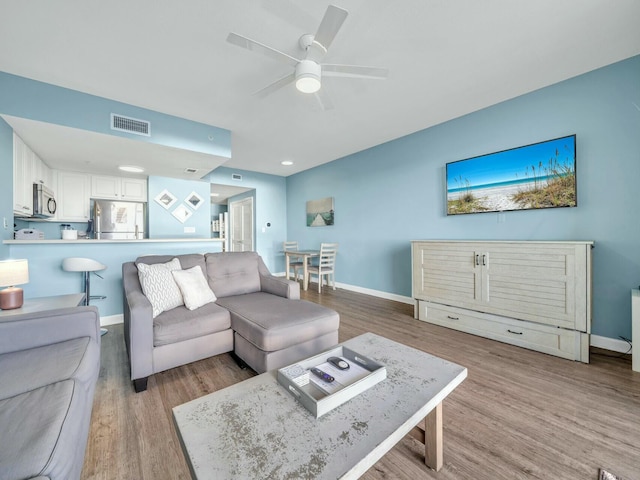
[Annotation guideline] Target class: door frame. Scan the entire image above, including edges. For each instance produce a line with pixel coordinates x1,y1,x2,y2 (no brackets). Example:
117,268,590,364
229,196,254,252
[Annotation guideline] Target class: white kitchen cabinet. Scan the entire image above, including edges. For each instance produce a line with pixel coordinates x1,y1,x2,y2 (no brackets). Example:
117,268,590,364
13,133,33,216
31,151,51,188
121,177,147,201
91,175,147,201
56,171,91,221
412,240,593,362
13,133,55,217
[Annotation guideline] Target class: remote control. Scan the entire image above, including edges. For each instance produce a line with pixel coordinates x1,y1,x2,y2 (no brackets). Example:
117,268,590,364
327,356,350,370
311,367,335,383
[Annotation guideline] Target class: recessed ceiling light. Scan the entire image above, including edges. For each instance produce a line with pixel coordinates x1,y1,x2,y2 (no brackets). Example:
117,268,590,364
281,160,294,166
210,193,220,197
118,165,145,173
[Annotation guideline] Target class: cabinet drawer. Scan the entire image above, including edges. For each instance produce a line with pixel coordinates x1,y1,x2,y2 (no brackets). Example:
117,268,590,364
418,301,581,361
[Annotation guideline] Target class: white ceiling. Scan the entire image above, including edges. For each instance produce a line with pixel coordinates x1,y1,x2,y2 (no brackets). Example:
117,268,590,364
1,0,639,179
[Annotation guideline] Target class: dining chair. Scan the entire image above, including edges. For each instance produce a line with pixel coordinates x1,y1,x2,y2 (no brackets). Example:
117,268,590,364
306,243,338,293
283,241,305,281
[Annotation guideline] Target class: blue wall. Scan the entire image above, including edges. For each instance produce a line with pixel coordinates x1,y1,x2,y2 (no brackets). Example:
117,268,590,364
205,167,287,273
148,176,211,238
286,55,640,341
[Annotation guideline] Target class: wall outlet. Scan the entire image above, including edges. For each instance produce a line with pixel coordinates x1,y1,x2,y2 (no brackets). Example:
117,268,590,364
184,226,196,233
3,217,7,229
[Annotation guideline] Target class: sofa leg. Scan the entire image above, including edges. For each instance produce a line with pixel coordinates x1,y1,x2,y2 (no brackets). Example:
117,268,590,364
133,377,148,393
231,352,248,370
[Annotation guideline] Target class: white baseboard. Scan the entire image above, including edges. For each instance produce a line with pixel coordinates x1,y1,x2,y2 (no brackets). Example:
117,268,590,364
335,282,414,305
590,334,631,354
101,313,123,327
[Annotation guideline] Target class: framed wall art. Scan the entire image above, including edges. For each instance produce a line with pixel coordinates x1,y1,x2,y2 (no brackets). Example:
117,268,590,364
306,197,334,227
172,204,193,223
185,191,204,210
154,189,177,210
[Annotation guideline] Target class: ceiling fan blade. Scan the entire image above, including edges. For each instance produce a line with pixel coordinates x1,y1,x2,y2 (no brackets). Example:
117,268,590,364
306,5,348,63
314,87,334,111
322,64,389,79
227,32,300,67
253,72,296,98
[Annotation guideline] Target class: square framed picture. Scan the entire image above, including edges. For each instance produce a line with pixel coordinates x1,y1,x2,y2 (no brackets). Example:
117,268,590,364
185,191,204,210
306,197,335,227
154,189,177,210
172,204,193,223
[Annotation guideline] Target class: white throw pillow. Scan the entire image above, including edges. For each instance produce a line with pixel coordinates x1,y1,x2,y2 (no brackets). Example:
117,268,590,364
172,266,217,310
137,258,184,318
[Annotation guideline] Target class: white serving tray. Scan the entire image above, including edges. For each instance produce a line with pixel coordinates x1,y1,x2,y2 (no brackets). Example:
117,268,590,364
277,345,386,418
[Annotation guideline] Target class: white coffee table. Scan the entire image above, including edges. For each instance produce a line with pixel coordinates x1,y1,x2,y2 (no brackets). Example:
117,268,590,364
173,332,467,479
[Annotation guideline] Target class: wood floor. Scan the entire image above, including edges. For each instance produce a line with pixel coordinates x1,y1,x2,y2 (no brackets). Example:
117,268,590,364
81,287,640,480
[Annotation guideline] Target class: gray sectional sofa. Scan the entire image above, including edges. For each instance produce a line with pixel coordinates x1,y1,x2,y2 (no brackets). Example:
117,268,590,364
123,251,340,392
0,306,101,480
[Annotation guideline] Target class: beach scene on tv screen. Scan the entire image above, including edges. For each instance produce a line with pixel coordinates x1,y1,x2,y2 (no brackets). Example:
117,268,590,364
446,135,576,215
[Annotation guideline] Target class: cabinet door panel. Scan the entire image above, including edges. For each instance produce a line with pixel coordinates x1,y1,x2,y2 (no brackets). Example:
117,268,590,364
91,175,120,199
58,172,90,221
121,178,147,201
482,244,578,329
413,242,481,307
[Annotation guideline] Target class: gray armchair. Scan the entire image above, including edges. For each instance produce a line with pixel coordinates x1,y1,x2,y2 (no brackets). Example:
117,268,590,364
0,306,101,480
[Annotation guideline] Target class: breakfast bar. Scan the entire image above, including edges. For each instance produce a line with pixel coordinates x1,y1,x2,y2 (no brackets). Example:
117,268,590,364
3,238,224,320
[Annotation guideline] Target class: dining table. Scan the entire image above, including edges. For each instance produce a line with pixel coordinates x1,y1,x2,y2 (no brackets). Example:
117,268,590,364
283,249,319,291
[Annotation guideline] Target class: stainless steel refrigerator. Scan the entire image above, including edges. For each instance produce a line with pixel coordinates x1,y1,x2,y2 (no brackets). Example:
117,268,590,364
93,199,146,239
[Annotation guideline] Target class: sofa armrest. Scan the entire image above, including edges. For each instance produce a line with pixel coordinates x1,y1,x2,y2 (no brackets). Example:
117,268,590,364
0,306,100,355
122,262,155,380
260,274,301,300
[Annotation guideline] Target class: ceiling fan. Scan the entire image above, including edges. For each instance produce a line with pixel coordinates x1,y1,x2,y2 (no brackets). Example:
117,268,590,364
226,5,388,109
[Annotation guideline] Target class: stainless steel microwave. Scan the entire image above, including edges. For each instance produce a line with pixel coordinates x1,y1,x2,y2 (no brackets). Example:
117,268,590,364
33,183,57,218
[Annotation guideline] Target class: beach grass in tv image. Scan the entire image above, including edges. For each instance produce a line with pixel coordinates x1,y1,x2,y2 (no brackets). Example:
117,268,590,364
446,135,576,215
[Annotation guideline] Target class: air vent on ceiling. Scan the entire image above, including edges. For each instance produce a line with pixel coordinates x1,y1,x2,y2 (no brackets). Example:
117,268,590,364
111,113,151,136
232,173,242,181
184,168,198,174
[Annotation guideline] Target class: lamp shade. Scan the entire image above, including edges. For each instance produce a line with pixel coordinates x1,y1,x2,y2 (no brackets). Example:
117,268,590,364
0,259,29,287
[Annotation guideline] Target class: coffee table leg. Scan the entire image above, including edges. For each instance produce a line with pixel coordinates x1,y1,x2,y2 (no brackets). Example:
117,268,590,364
424,402,443,471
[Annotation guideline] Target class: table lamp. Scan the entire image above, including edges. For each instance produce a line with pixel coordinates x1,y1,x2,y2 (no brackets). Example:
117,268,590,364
0,259,29,310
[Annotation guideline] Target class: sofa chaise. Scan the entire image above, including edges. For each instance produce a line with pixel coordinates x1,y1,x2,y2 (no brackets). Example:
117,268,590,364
0,306,101,480
123,251,340,392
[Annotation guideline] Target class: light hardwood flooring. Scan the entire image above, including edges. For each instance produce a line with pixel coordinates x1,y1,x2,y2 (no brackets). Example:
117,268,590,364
82,287,640,480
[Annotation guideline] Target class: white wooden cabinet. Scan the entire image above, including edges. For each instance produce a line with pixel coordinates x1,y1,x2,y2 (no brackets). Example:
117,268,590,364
13,133,31,216
91,175,147,201
13,133,54,216
412,240,593,362
13,133,35,216
56,171,91,221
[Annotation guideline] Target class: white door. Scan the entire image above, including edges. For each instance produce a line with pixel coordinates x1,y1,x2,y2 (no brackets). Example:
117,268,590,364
229,197,254,252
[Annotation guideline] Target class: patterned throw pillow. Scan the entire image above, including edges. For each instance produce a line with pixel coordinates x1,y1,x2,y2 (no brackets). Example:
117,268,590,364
137,258,184,318
172,266,217,310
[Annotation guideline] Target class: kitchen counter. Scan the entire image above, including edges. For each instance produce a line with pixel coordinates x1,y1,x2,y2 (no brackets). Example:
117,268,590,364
4,238,225,244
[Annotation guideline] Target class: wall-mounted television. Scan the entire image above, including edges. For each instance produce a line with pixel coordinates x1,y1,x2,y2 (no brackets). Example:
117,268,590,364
446,134,576,215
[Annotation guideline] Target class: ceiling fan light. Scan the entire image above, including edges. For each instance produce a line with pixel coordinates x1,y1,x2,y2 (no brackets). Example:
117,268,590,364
295,60,322,94
296,74,321,93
